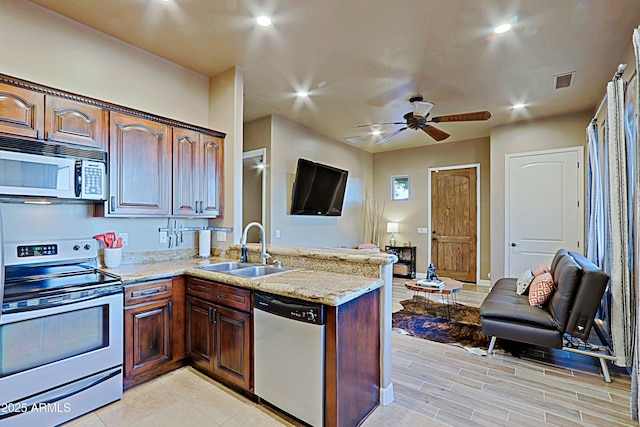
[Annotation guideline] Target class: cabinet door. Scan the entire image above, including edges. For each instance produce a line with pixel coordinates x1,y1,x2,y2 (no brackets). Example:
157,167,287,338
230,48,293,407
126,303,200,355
213,304,251,390
107,112,171,216
186,296,215,371
124,299,172,379
0,83,44,139
200,135,223,218
45,96,107,150
172,128,199,216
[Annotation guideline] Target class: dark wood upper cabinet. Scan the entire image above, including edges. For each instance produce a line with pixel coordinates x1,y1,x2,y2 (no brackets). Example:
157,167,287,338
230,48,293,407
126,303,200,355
105,112,171,216
0,83,107,151
173,128,223,218
45,96,107,150
0,82,44,139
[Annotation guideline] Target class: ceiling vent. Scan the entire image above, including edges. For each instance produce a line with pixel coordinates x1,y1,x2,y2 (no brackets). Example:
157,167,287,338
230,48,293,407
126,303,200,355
554,72,576,89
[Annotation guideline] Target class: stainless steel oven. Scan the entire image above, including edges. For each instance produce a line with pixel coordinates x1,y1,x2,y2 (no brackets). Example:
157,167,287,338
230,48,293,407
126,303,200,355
0,236,123,426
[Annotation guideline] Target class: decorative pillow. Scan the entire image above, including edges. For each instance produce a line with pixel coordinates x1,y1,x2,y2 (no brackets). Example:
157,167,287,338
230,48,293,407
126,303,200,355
532,263,550,276
528,272,555,307
516,270,535,295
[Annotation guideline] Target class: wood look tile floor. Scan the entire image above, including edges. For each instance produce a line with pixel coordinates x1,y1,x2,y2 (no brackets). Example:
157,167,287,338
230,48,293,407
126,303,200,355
68,279,634,427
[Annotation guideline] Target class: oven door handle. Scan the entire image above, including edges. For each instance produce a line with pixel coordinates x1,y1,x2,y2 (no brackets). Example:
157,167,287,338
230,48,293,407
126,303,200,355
0,367,121,420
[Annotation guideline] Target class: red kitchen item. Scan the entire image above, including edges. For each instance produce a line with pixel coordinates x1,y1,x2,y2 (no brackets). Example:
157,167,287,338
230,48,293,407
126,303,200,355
93,234,106,246
104,232,116,248
115,237,123,248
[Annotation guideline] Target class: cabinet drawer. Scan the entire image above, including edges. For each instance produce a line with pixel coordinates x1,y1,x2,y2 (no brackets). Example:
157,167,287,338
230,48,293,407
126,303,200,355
186,278,216,301
213,283,251,312
187,278,251,312
124,279,173,306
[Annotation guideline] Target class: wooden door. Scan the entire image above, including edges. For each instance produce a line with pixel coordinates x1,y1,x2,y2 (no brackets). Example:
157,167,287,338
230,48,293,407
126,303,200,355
107,112,170,216
45,96,107,150
200,135,223,218
506,149,582,276
213,304,251,390
185,296,215,372
431,167,477,282
172,128,199,216
0,82,44,139
124,299,172,380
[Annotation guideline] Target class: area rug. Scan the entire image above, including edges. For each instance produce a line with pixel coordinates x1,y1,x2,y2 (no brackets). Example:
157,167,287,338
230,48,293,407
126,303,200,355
392,296,496,351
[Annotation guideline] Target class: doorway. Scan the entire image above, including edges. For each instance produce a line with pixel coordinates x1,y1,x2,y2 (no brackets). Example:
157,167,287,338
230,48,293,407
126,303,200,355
505,147,583,276
242,149,266,243
428,165,479,283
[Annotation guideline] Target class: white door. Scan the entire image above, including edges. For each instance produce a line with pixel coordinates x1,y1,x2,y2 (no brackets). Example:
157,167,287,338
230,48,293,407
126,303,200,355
505,148,583,276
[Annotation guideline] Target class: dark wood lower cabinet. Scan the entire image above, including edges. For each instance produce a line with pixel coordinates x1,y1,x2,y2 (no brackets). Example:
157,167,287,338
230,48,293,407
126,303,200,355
186,278,252,392
123,277,186,390
325,289,380,427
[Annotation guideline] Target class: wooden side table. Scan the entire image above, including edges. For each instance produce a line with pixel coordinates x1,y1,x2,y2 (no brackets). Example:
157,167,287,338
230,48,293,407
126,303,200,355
404,277,463,321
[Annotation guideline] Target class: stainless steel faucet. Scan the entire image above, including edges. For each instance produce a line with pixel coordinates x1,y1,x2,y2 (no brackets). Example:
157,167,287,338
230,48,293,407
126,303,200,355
240,222,271,264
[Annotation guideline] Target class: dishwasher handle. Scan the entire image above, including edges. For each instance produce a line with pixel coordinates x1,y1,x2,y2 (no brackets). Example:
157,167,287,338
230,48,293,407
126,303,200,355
254,291,325,325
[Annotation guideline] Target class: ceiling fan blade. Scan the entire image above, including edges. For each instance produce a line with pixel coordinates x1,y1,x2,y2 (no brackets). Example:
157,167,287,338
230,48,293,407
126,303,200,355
375,127,407,144
430,111,491,123
422,125,450,141
354,121,406,128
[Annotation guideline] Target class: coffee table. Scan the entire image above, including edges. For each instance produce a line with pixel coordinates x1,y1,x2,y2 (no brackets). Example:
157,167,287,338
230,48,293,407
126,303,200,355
404,277,463,321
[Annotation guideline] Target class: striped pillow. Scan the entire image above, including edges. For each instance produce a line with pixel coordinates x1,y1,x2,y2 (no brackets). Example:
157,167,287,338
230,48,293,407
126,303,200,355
528,272,554,307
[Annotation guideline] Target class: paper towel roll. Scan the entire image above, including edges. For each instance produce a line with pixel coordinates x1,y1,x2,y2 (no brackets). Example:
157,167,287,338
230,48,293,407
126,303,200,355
198,230,211,257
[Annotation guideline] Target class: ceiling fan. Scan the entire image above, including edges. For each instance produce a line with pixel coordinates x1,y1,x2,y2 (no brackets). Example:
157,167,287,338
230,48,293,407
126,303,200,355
356,96,491,145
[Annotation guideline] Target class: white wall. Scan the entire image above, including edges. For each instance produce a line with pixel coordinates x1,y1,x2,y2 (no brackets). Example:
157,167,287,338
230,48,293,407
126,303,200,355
250,115,373,248
489,110,592,282
0,0,230,252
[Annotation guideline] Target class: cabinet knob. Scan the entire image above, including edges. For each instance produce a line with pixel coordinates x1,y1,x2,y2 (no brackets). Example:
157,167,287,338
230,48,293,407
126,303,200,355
511,242,517,247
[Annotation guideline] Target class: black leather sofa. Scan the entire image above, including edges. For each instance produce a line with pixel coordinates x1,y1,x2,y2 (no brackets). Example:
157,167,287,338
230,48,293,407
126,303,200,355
480,249,613,380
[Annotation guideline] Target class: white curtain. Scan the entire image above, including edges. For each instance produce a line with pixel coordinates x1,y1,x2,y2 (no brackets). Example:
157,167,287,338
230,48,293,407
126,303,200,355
605,77,634,368
586,123,605,266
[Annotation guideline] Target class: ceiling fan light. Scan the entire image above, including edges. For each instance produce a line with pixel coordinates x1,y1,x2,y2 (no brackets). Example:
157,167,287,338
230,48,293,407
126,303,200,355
412,101,434,118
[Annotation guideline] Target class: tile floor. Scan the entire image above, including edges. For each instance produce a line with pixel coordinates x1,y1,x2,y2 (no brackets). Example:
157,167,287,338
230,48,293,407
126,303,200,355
66,280,633,426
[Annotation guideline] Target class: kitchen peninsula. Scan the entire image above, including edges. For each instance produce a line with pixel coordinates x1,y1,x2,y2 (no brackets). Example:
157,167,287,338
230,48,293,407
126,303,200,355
103,244,396,427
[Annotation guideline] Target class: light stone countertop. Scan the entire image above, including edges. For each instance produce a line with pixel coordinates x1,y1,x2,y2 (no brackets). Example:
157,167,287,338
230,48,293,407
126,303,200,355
101,256,383,306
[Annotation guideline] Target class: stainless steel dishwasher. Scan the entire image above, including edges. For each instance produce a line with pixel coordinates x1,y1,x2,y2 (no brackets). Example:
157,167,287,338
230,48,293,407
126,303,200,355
254,291,325,427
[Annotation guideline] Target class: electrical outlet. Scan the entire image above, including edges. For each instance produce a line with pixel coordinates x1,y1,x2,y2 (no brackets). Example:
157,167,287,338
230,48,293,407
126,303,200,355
159,231,168,243
417,227,428,234
118,233,128,247
216,231,226,242
275,229,281,239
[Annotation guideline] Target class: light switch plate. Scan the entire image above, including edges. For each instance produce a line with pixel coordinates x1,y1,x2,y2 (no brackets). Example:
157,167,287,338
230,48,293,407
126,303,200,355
216,231,226,242
159,231,168,243
417,227,428,234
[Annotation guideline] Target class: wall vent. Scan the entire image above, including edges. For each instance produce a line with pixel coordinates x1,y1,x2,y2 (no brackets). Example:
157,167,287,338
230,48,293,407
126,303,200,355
554,72,576,89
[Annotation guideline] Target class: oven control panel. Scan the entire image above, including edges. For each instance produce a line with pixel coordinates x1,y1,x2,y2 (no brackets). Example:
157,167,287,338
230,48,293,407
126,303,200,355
5,239,98,266
17,244,59,258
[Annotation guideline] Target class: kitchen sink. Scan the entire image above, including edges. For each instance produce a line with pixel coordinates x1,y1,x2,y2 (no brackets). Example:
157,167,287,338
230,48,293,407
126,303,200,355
197,262,296,277
198,262,255,272
229,265,296,277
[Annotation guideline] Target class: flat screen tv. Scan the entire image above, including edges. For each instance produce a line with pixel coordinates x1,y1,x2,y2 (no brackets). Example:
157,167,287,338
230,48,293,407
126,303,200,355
290,158,349,216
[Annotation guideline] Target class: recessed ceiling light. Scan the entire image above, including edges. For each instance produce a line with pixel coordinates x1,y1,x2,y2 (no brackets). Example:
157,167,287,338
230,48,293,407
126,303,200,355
296,91,309,98
494,23,512,34
512,103,526,109
256,15,272,27
371,130,382,136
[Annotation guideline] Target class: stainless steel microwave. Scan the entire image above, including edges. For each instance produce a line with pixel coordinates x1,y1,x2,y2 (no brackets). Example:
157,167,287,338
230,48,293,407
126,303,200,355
0,149,107,201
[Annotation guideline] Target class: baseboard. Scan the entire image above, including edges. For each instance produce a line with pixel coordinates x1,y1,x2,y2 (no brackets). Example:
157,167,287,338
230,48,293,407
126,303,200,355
379,382,394,405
